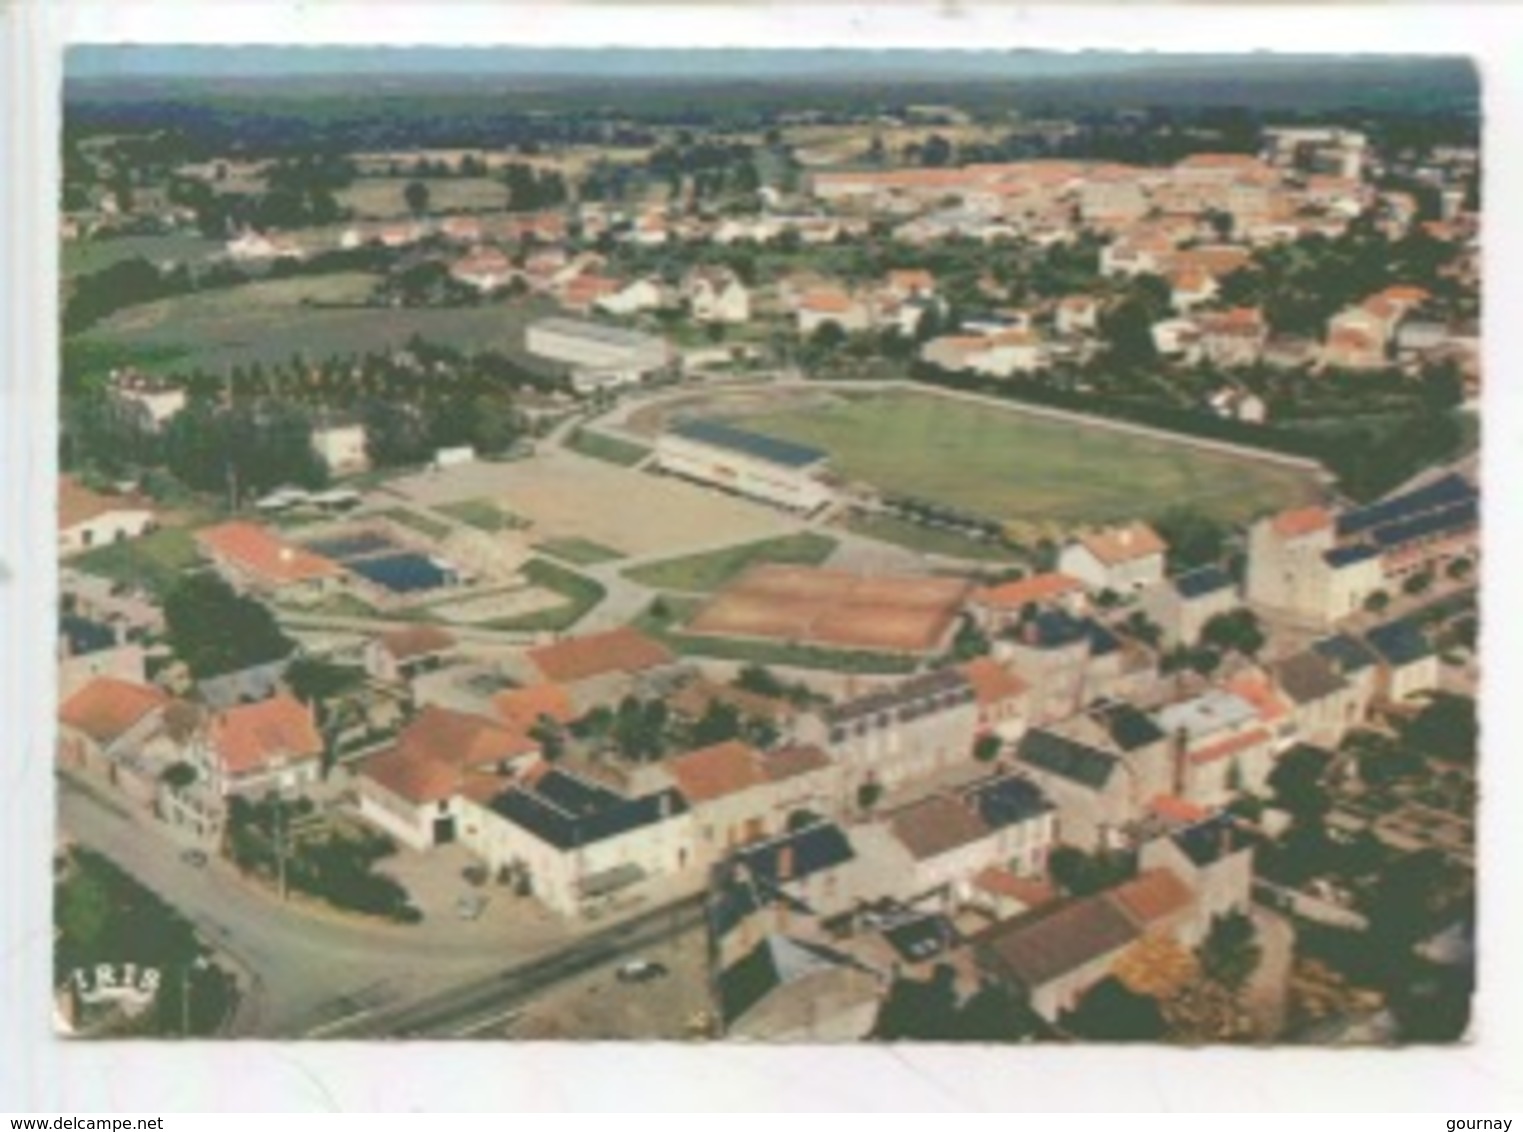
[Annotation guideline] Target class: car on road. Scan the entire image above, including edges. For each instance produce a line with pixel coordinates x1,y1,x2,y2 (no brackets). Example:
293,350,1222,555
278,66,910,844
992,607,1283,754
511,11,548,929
615,959,668,984
456,894,488,920
180,849,209,868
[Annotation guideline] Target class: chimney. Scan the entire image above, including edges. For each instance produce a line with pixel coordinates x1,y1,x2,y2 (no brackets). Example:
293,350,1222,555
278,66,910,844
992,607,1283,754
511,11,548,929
1171,727,1190,797
777,843,795,883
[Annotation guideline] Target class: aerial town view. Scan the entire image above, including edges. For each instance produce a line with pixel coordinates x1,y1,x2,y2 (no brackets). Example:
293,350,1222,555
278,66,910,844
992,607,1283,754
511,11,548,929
54,47,1480,1045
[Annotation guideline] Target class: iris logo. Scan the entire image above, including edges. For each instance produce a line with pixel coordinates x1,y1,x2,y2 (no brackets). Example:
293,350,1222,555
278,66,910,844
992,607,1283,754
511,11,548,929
68,963,162,1009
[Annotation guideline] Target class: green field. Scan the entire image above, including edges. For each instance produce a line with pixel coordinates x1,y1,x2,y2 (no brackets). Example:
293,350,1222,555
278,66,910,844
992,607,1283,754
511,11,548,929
623,532,838,594
564,428,651,468
486,559,606,632
74,281,557,375
737,390,1323,531
370,508,452,541
844,512,1023,563
437,498,530,533
74,524,204,598
337,177,507,219
536,537,626,566
63,232,226,281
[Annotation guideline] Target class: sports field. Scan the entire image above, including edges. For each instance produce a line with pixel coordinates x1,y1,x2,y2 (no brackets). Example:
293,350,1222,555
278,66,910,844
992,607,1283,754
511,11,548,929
736,390,1323,530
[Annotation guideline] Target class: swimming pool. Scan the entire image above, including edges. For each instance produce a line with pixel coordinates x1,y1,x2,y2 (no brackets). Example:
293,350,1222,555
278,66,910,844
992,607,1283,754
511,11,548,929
347,553,457,594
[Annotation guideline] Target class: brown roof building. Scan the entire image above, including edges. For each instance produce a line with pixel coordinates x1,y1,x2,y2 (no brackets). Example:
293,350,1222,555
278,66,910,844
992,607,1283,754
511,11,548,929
527,627,675,686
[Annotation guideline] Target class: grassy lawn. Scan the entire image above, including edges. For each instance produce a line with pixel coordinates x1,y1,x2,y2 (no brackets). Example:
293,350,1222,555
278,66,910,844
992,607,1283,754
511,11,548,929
844,512,1024,563
62,232,226,282
564,427,651,467
337,177,507,219
281,592,377,619
536,537,626,566
437,498,530,533
623,532,837,594
736,389,1322,530
485,559,606,632
369,508,452,541
74,524,204,597
75,286,558,376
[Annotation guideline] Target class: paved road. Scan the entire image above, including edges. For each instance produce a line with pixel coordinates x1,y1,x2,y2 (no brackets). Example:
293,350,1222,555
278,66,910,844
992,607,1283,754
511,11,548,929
310,893,707,1039
57,774,572,1037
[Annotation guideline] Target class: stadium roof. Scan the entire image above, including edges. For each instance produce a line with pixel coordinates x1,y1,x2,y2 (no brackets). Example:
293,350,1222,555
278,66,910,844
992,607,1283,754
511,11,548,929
670,418,828,470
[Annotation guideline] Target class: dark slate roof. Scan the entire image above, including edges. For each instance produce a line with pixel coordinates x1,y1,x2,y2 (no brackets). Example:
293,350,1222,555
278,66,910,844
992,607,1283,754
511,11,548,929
1089,698,1167,751
883,913,960,964
1272,651,1348,704
734,820,856,887
718,934,864,1026
60,614,117,656
1174,565,1235,601
824,667,975,728
708,862,812,940
1369,499,1478,553
1336,473,1477,540
1366,618,1435,667
1016,729,1119,790
1089,621,1121,657
488,773,687,851
963,773,1054,829
1313,633,1380,675
1324,544,1381,569
1172,814,1250,868
1011,608,1091,650
670,418,827,469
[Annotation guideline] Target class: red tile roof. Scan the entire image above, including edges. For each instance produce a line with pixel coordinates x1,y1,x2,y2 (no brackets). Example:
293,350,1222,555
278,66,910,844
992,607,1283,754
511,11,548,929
1225,672,1292,725
1106,868,1194,928
1149,795,1212,825
960,657,1029,708
667,739,768,804
493,683,577,732
209,693,323,778
972,866,1057,908
1270,506,1333,540
1078,522,1167,567
58,677,169,744
59,476,155,532
196,521,343,584
974,571,1084,611
528,627,674,684
364,706,538,805
1189,726,1272,766
890,794,992,860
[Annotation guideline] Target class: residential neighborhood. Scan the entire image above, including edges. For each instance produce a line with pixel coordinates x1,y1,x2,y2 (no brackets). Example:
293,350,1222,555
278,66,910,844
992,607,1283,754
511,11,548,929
52,47,1479,1048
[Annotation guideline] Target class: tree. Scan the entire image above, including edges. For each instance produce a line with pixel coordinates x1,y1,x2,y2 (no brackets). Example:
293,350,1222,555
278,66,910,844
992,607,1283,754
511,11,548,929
1062,977,1166,1042
404,180,430,217
973,734,1002,763
1153,507,1228,572
1197,911,1262,992
529,715,566,761
164,574,294,681
1201,609,1266,658
1397,693,1477,765
160,762,198,791
1364,589,1392,615
856,779,883,813
1047,846,1134,897
1445,556,1473,582
1402,569,1435,597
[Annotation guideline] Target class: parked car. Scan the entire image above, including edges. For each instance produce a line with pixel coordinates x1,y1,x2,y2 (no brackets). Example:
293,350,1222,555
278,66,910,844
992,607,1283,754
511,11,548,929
456,894,488,921
615,959,669,984
180,849,209,869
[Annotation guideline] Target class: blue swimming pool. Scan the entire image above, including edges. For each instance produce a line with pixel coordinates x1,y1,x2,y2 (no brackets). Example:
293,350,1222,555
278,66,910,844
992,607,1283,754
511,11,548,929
347,553,457,594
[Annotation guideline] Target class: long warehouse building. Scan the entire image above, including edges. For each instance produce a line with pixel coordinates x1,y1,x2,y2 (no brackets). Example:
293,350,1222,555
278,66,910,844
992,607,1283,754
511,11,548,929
526,317,673,393
655,418,837,513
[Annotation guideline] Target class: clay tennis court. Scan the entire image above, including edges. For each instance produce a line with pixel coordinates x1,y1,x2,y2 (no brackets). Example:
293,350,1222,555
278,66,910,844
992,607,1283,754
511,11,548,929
687,563,971,654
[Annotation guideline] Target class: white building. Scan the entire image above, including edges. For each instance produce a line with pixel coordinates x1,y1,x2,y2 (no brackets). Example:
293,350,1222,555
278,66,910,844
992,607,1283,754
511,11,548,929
1059,522,1168,594
311,420,370,477
526,317,673,393
655,418,836,513
59,477,157,558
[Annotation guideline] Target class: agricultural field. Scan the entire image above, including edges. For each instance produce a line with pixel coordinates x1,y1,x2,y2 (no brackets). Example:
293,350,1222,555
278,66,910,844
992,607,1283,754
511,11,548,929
74,523,205,598
436,498,531,533
535,537,626,566
735,389,1324,532
62,232,227,281
563,428,651,468
336,177,508,219
623,532,837,594
73,280,557,375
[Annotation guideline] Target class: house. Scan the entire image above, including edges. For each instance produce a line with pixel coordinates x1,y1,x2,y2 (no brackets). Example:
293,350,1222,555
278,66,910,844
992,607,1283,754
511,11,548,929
796,290,871,336
1197,307,1268,368
1323,307,1390,370
1138,565,1241,648
108,370,187,432
666,739,818,871
57,677,171,781
439,216,484,244
968,572,1087,633
1155,688,1275,805
683,266,752,324
58,617,146,700
522,626,677,711
1059,522,1167,595
203,693,324,798
1137,814,1254,939
884,269,937,301
1364,619,1441,704
717,932,882,1041
462,768,696,917
59,476,156,557
493,682,577,735
364,624,457,685
357,706,540,851
994,609,1125,725
1151,317,1203,362
1013,728,1133,852
559,274,625,314
449,247,516,292
594,277,668,317
967,867,1058,920
797,669,979,805
1270,650,1361,747
1168,267,1218,313
959,657,1030,741
1084,698,1173,803
1055,295,1100,337
195,521,345,605
310,419,370,477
